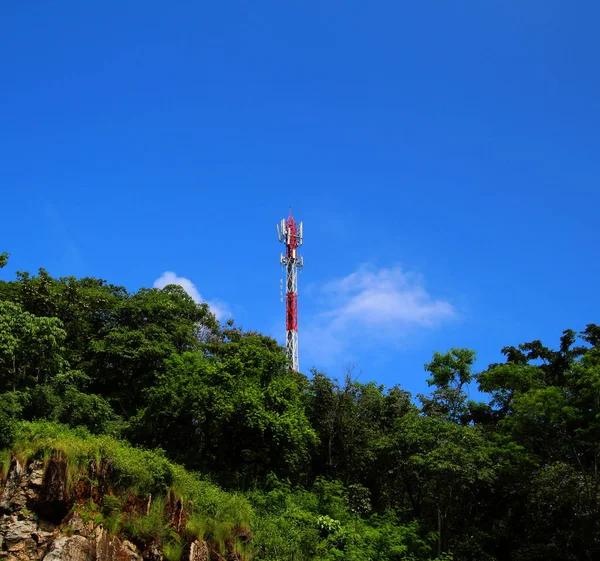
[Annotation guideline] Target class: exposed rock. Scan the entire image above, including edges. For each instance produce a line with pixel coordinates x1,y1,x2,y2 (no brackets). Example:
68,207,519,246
32,526,55,546
0,457,249,561
3,515,38,546
64,534,94,561
1,459,148,561
164,491,184,532
43,535,68,561
37,529,144,561
84,458,113,503
120,540,143,561
144,544,163,561
36,457,69,524
0,513,48,560
0,460,27,512
43,536,74,561
65,512,94,538
181,540,208,561
29,461,46,488
95,525,123,560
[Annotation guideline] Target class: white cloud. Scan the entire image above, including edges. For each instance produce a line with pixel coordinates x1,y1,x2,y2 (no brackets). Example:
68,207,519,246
303,265,456,365
322,266,455,328
153,271,231,320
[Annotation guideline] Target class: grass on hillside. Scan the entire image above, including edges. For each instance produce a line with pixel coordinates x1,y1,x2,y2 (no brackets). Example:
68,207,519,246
2,421,254,559
1,421,440,561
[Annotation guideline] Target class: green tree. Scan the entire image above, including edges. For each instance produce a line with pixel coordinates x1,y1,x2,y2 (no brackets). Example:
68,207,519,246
307,368,415,493
386,411,496,558
133,326,317,484
420,348,476,425
0,300,67,392
0,391,24,448
473,326,600,560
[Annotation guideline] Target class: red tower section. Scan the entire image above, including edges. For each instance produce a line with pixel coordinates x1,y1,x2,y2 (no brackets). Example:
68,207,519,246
285,214,299,332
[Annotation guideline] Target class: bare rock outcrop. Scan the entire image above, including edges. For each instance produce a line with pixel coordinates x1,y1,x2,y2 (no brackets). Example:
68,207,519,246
0,511,145,561
0,459,27,512
0,456,224,561
0,512,54,560
0,457,146,561
181,540,208,561
37,457,70,524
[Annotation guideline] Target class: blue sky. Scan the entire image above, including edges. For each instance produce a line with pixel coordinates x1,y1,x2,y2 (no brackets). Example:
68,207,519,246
2,1,599,398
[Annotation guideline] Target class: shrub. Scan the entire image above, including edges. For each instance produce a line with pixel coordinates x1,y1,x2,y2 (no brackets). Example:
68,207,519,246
163,538,183,561
0,392,25,449
123,495,167,542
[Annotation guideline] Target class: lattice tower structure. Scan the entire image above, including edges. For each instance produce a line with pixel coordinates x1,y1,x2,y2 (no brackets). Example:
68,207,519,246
277,211,303,372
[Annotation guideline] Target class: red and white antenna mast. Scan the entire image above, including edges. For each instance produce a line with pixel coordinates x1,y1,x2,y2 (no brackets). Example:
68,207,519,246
277,209,303,372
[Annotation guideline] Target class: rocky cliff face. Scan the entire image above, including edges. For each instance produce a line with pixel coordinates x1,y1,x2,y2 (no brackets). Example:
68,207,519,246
0,458,213,561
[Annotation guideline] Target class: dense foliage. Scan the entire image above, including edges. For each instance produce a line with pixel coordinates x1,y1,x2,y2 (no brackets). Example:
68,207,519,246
1,257,599,560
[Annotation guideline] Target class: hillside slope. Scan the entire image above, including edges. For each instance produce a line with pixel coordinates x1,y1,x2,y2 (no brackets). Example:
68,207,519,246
0,422,252,561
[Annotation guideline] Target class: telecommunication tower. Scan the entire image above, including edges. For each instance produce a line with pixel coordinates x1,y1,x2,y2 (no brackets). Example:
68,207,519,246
277,210,304,372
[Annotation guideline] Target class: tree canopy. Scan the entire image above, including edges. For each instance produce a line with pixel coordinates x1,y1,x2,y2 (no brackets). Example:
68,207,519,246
1,262,599,559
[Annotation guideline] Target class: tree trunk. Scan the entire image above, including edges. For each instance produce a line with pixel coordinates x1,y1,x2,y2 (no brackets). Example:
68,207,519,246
437,505,442,558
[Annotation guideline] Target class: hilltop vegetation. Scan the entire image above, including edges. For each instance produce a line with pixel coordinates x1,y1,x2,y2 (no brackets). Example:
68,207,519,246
1,253,600,560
